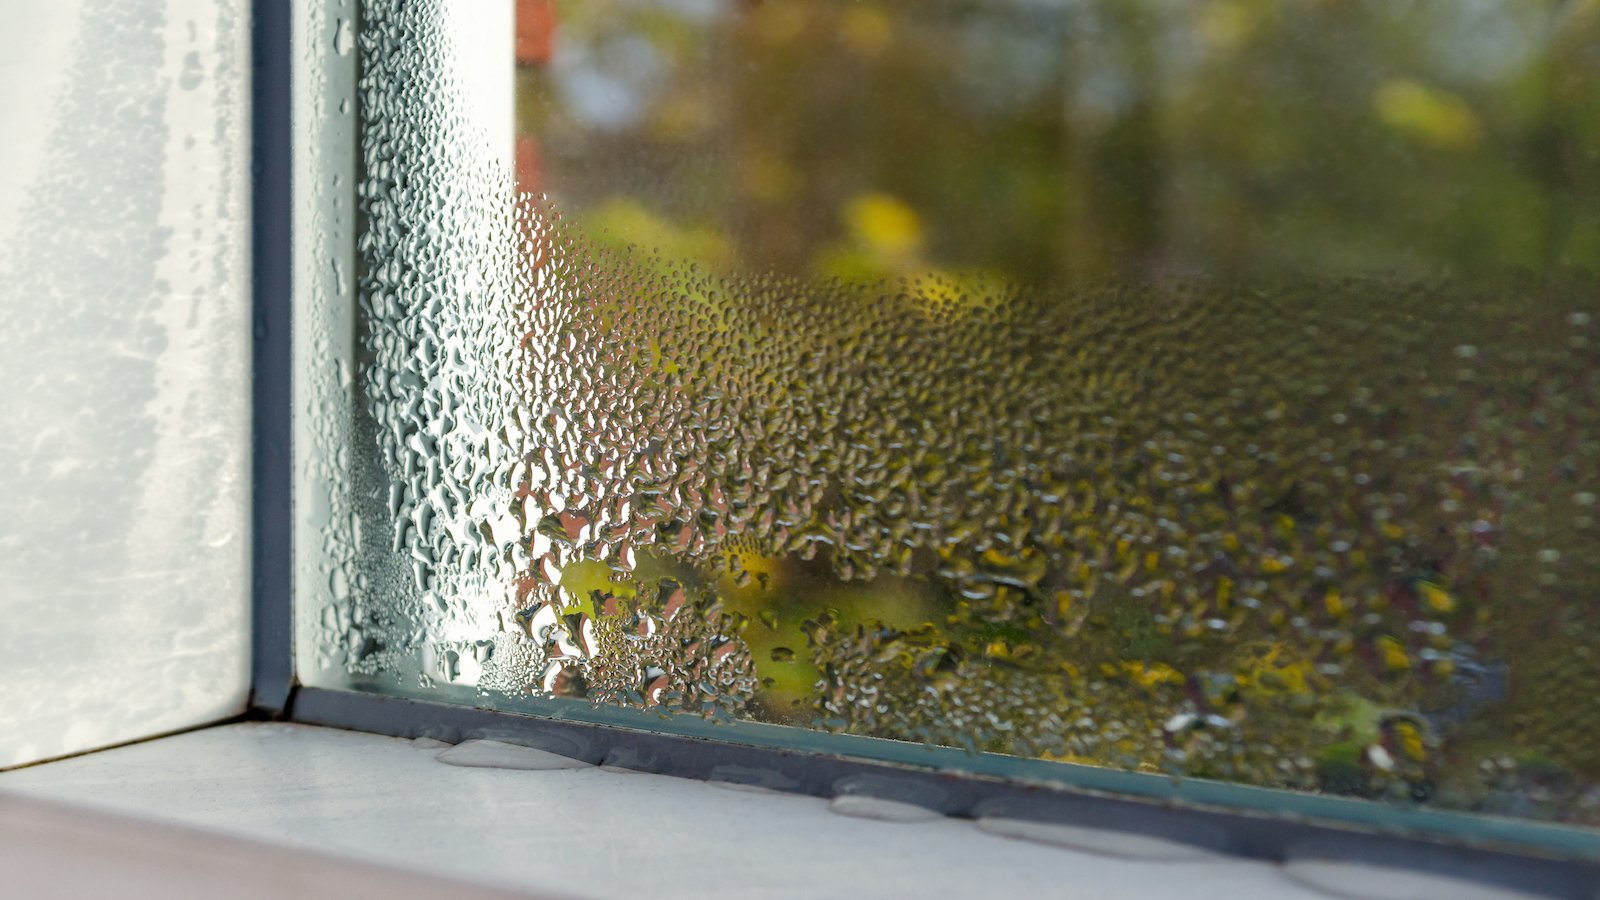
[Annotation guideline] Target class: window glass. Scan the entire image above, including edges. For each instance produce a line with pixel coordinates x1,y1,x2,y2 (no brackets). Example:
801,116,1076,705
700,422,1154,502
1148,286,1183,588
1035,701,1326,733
304,0,1600,829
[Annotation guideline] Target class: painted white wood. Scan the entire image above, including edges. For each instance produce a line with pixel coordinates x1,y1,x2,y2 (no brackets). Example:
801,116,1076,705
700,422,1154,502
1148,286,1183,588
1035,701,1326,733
0,792,558,900
0,723,1325,899
0,0,252,768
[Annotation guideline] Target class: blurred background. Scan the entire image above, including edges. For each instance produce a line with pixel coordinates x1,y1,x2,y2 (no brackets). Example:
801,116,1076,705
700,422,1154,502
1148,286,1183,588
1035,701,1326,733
515,0,1600,285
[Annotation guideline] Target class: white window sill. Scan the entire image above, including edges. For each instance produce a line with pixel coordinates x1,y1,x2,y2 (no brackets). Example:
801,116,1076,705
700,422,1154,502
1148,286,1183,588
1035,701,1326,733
0,722,1532,899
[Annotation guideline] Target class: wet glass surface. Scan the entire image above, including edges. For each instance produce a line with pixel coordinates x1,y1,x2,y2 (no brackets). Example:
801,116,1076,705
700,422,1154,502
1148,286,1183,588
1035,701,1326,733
304,0,1600,828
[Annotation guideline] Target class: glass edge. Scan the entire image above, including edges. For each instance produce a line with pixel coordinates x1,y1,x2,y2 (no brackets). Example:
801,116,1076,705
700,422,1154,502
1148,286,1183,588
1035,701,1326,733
280,0,362,712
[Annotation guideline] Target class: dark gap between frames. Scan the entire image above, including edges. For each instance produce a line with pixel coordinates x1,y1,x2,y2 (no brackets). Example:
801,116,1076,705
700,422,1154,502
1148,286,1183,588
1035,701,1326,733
249,0,295,716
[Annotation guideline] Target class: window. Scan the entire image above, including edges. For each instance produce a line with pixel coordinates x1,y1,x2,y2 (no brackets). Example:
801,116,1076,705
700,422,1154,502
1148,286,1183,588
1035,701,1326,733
293,0,1600,871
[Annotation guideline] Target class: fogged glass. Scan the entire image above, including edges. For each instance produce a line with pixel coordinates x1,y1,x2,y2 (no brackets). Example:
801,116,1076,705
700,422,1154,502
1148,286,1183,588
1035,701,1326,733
305,0,1600,825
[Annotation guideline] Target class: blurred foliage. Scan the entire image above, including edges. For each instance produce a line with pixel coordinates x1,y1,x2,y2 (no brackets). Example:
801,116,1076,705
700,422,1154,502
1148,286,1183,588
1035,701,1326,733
522,0,1600,282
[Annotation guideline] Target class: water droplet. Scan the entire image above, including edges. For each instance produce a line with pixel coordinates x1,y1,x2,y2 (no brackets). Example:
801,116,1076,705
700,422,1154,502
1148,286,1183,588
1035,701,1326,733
333,18,355,56
178,51,203,90
435,739,591,770
828,795,942,823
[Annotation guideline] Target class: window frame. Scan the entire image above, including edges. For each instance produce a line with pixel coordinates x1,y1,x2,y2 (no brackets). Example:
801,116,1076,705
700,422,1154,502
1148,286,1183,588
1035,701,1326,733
253,4,1600,896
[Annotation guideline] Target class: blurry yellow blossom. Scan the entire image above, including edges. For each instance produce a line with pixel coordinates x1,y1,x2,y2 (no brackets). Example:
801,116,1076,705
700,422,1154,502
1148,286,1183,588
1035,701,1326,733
1238,645,1314,695
845,191,925,260
1119,660,1186,689
1377,635,1411,671
1418,580,1456,613
1374,79,1482,151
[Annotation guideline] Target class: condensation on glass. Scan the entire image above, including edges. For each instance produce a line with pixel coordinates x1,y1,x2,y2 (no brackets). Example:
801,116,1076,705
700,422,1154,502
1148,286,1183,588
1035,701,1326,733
301,0,1600,827
0,0,252,767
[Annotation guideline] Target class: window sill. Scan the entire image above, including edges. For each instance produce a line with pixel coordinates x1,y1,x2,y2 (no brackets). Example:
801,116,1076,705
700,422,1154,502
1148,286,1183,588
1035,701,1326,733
0,722,1358,899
